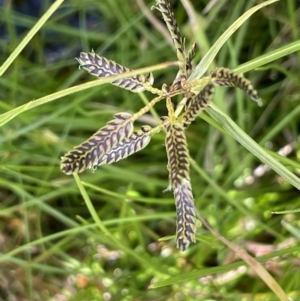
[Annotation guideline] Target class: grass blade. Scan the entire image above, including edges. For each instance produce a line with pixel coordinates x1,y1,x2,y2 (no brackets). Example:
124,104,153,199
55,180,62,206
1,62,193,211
0,61,177,127
187,0,280,82
206,103,300,190
0,0,65,76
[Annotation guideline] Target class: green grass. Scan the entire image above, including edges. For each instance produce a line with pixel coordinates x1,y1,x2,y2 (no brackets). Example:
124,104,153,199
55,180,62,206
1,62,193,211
1,0,300,300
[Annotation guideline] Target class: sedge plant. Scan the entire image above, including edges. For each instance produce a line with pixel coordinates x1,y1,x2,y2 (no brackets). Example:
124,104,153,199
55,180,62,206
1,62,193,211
61,0,262,251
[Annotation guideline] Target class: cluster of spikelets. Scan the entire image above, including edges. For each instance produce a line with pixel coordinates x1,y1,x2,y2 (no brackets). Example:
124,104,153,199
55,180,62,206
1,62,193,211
61,0,260,251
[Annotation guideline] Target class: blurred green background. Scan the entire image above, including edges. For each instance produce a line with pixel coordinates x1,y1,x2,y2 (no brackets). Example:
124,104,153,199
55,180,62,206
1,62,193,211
0,0,299,300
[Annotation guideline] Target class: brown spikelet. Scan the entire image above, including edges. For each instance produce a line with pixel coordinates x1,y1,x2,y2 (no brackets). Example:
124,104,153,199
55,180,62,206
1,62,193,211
171,43,197,91
96,125,152,167
171,71,184,91
77,51,154,93
186,42,196,76
181,84,214,128
211,68,260,101
61,113,133,175
163,117,196,250
154,0,185,63
154,0,187,89
174,180,196,250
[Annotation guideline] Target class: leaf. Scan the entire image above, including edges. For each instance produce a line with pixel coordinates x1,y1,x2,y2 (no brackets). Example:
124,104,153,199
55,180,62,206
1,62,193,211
61,113,133,174
234,39,300,74
78,51,154,93
187,0,280,82
0,61,177,128
0,0,65,77
206,103,300,191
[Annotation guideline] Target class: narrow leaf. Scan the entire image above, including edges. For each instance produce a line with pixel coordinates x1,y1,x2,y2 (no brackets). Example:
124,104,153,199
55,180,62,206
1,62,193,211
187,0,280,82
234,39,300,74
0,61,178,128
207,103,300,191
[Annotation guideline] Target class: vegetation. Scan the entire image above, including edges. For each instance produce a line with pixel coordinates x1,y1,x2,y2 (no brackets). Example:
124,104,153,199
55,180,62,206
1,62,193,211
0,0,300,300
